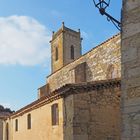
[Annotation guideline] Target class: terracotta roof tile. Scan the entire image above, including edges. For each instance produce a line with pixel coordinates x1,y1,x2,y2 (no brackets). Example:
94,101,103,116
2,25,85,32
10,78,121,119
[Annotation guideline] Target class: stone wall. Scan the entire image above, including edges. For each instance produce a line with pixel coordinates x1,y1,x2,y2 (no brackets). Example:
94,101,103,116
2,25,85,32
63,94,74,140
2,80,121,140
73,86,121,140
0,119,3,140
47,34,121,92
63,83,121,140
121,0,140,139
75,62,86,83
38,84,50,99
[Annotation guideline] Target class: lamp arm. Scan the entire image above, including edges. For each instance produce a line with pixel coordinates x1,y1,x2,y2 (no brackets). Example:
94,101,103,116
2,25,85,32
92,0,121,31
99,8,121,31
103,11,121,25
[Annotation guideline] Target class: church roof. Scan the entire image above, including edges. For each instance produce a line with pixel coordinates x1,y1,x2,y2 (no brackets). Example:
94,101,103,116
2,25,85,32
0,113,10,120
10,78,121,119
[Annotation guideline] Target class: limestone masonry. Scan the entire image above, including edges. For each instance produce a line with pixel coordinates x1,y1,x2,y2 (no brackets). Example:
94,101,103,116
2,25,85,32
1,23,122,140
0,105,13,140
1,1,140,139
121,0,140,139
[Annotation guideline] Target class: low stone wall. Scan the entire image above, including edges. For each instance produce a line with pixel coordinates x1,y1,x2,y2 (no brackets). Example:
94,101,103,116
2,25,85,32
47,34,121,92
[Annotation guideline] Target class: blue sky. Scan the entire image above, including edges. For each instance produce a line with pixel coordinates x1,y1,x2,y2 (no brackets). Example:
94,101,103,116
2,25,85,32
0,0,122,111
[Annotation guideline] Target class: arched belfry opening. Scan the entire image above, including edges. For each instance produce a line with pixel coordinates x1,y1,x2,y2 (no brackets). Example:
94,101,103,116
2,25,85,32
55,47,58,61
71,45,74,59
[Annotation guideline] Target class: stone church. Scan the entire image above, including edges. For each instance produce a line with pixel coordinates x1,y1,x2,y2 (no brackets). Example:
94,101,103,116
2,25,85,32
1,22,121,140
1,0,140,139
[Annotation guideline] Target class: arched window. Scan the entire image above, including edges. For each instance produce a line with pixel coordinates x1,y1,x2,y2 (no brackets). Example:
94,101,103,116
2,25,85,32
6,123,9,140
51,103,59,125
55,47,58,61
15,119,18,131
27,114,31,129
71,45,74,59
106,64,116,79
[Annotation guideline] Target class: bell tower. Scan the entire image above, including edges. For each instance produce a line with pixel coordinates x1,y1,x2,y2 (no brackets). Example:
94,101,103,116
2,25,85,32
50,22,82,73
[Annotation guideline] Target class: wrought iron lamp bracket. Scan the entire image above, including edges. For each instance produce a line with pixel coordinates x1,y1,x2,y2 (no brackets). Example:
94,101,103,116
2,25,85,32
92,0,121,31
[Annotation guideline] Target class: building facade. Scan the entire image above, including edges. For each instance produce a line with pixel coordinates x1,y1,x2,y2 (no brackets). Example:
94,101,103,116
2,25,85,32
121,0,140,139
2,23,121,140
0,105,13,140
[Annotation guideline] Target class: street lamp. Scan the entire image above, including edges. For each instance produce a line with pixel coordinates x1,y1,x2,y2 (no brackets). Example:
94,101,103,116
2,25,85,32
92,0,121,31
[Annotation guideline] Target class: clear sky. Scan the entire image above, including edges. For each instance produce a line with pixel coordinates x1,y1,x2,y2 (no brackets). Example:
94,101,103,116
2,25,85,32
0,0,122,111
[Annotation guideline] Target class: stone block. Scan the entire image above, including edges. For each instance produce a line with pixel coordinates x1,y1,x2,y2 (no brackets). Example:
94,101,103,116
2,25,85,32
123,77,140,89
124,0,140,12
123,7,140,26
73,134,88,140
123,98,140,111
122,22,140,39
126,86,140,99
127,67,140,78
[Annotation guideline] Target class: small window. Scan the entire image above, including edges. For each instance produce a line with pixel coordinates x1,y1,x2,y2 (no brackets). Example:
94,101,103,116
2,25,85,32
51,103,59,125
6,123,9,140
71,45,74,59
55,47,58,61
15,119,18,131
27,114,31,129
